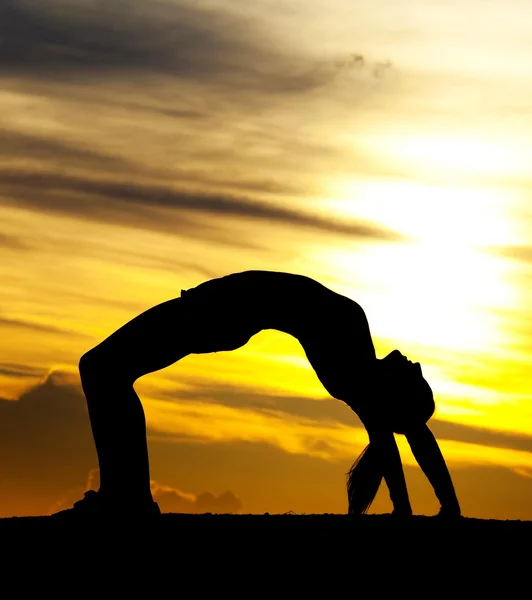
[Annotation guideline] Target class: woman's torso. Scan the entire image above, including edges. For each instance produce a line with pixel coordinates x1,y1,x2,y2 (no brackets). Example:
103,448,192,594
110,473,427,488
181,271,376,398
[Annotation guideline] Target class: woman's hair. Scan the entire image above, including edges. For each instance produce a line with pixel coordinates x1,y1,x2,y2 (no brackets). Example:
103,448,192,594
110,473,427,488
346,376,435,514
391,376,435,434
346,443,383,514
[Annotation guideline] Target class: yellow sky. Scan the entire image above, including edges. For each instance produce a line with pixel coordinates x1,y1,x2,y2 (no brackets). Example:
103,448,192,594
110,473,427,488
1,0,532,519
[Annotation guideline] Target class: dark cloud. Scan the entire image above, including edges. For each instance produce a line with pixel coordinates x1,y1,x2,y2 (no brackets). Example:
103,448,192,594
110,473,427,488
0,129,132,176
0,0,334,93
159,379,361,427
0,362,44,378
53,468,245,514
156,377,532,456
194,490,242,513
0,371,96,516
1,368,532,518
0,370,246,517
430,418,532,454
0,315,90,338
150,429,532,519
0,168,402,243
0,128,301,199
0,231,29,251
151,484,243,514
0,123,313,204
0,1,397,252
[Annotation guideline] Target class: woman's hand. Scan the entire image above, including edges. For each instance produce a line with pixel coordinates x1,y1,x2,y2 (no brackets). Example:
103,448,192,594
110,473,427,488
391,505,413,517
437,501,461,518
405,424,461,518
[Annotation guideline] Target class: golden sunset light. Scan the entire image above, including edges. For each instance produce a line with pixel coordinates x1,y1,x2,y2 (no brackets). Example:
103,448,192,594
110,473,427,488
2,0,532,522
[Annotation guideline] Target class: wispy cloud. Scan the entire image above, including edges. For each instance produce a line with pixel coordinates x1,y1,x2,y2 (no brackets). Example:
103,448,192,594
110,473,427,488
0,1,402,256
431,418,532,455
0,0,336,94
0,231,29,251
0,315,90,338
0,129,131,172
154,377,532,457
0,168,402,243
156,379,360,427
0,362,44,378
2,368,532,518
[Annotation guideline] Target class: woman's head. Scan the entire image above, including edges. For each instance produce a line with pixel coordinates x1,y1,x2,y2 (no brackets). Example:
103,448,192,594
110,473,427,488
377,350,435,434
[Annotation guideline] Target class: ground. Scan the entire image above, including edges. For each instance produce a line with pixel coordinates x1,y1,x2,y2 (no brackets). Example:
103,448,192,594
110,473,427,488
1,513,527,588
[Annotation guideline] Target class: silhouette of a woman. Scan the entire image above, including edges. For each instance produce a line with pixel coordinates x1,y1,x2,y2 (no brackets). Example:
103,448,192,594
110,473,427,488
57,270,461,518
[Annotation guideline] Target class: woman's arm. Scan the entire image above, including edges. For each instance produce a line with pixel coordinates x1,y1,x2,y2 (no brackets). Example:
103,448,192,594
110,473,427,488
405,424,461,516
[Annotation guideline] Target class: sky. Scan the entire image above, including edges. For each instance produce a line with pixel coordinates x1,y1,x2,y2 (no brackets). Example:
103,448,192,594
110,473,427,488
1,0,532,519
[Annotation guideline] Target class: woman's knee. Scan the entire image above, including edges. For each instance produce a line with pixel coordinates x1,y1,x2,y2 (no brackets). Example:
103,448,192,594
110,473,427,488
79,345,135,385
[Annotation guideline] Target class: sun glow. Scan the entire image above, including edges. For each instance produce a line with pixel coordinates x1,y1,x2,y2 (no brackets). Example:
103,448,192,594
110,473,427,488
387,134,527,177
319,179,517,354
358,132,530,179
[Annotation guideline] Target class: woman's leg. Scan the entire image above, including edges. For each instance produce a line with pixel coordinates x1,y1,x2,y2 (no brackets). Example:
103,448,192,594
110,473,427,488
78,296,194,505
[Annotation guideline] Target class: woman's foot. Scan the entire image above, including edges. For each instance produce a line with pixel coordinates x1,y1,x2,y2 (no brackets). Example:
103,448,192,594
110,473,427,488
52,490,161,520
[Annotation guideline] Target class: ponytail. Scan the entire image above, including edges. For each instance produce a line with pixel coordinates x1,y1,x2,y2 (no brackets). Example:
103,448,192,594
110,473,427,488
346,442,383,515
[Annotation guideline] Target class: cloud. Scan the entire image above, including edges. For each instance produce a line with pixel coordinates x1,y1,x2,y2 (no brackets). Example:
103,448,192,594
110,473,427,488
0,315,90,338
50,468,244,514
0,370,96,516
81,246,224,281
2,367,532,518
0,127,305,203
0,123,330,219
430,418,532,454
0,2,402,253
0,369,248,517
157,379,360,427
0,129,131,173
0,168,402,243
0,231,30,251
156,377,532,456
0,362,44,378
0,0,335,94
150,431,532,519
150,481,243,514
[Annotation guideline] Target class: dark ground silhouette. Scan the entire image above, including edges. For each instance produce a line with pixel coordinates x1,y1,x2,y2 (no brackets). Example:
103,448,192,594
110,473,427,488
2,510,531,570
1,513,529,589
3,512,532,532
2,512,531,575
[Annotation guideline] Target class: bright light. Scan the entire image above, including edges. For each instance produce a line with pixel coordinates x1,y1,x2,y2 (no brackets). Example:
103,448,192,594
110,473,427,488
327,179,516,246
396,135,523,176
317,180,517,353
361,133,528,178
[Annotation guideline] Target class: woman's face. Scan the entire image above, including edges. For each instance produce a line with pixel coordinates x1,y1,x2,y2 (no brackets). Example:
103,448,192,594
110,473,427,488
382,349,423,378
379,352,434,433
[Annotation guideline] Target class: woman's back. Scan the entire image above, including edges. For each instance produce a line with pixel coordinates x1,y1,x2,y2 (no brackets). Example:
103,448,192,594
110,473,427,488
183,271,376,389
188,271,323,328
186,270,368,338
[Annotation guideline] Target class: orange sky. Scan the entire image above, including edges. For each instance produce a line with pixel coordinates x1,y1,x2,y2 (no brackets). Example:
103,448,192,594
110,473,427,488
1,0,532,519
